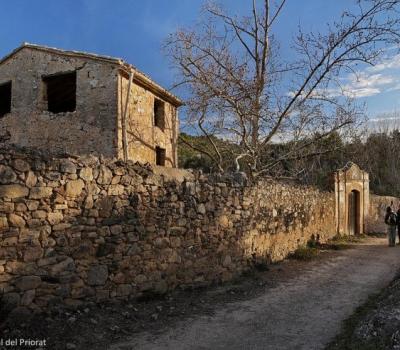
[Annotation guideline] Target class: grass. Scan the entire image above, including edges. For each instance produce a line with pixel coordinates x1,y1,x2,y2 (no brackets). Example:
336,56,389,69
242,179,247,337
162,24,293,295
320,234,366,251
289,245,320,261
290,234,370,261
366,232,387,238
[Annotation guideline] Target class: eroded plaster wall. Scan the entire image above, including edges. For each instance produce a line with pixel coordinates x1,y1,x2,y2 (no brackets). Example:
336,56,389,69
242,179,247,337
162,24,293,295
117,73,178,167
0,48,119,157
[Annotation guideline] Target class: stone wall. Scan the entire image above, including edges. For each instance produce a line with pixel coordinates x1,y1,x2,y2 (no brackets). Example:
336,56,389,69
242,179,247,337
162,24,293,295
366,194,400,233
0,147,337,313
0,46,119,157
117,73,179,167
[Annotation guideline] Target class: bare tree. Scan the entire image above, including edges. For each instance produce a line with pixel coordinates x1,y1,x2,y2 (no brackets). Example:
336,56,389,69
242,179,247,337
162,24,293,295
165,0,400,178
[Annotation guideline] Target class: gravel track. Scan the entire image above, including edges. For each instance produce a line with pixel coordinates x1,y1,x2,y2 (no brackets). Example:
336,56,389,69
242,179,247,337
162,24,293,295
111,238,400,350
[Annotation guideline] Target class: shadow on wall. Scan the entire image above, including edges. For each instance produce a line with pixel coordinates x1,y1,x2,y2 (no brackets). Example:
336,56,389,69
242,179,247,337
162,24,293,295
0,147,336,315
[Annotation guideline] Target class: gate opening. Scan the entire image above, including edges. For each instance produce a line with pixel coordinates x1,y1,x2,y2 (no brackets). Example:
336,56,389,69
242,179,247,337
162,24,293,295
348,189,360,235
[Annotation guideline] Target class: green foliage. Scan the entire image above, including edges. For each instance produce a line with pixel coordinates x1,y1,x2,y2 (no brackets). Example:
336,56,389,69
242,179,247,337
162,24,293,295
178,133,237,173
177,129,400,197
178,133,216,172
352,130,400,197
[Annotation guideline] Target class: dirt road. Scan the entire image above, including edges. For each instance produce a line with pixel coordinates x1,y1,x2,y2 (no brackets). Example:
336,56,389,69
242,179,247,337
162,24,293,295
110,238,400,350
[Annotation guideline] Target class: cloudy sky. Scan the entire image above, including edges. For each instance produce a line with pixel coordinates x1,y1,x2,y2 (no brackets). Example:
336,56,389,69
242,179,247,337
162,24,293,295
1,0,400,119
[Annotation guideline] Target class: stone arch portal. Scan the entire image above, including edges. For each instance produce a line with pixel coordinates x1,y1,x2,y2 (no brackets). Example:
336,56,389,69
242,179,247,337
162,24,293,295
333,163,369,236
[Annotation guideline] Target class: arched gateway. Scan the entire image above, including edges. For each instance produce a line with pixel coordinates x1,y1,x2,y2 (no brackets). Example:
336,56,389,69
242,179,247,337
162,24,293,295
333,163,369,235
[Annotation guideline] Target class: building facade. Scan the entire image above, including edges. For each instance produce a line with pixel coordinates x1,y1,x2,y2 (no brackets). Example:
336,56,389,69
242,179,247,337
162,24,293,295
0,43,182,167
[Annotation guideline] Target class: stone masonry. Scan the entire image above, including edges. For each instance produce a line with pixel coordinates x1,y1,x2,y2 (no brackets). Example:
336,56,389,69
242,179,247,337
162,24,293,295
0,146,337,313
0,43,182,166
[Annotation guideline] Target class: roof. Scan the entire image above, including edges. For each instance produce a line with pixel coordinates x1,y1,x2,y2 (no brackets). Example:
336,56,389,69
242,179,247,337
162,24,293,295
0,43,183,107
339,161,359,172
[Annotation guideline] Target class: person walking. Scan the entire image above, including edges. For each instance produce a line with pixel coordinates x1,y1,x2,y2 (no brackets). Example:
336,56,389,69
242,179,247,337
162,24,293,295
385,206,397,247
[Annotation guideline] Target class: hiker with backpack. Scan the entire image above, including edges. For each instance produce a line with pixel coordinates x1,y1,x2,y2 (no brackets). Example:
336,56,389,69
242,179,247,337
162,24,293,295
384,206,397,247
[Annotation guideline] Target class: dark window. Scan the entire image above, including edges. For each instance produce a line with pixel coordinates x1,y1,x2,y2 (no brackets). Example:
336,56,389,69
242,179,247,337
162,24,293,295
155,146,166,166
154,99,165,131
0,81,12,117
43,71,76,113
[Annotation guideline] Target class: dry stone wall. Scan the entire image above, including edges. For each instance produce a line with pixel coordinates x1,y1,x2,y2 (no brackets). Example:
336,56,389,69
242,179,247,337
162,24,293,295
0,147,337,313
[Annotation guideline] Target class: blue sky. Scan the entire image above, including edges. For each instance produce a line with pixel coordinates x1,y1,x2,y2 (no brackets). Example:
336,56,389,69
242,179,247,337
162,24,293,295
1,0,400,119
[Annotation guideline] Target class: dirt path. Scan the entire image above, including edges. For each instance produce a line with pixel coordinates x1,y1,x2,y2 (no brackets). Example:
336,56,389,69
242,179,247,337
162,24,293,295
110,238,400,350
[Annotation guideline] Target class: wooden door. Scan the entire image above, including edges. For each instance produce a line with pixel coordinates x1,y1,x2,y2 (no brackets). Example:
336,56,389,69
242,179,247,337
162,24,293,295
348,190,360,235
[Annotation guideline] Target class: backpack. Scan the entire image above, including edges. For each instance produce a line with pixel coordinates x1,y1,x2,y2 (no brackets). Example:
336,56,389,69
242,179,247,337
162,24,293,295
389,212,397,225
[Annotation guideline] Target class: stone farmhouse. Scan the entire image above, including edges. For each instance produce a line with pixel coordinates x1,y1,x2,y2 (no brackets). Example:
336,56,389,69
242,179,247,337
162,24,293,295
0,43,182,167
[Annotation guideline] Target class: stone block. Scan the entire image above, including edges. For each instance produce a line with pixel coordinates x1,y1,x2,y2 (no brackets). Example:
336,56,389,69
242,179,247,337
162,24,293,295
0,184,29,198
79,167,93,181
29,186,52,199
0,165,17,184
0,216,9,229
50,257,75,276
12,159,30,172
117,284,132,296
47,212,63,225
8,213,26,227
97,165,113,185
87,265,108,286
21,290,36,306
60,160,77,174
65,179,85,197
25,171,37,187
15,276,41,291
23,246,43,262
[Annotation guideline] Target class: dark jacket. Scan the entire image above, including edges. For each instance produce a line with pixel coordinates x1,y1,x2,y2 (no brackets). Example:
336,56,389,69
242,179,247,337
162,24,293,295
385,211,397,226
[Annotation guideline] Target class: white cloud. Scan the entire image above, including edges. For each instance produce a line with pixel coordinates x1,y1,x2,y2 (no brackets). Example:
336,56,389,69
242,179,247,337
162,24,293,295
322,71,398,99
367,53,400,73
289,51,400,100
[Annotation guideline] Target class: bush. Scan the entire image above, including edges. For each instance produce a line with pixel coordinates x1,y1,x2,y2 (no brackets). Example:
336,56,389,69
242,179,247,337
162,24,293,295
289,246,319,261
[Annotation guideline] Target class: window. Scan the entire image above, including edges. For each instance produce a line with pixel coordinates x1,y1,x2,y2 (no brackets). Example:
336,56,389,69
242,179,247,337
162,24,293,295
43,71,76,113
0,81,12,117
155,146,166,166
154,99,165,131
